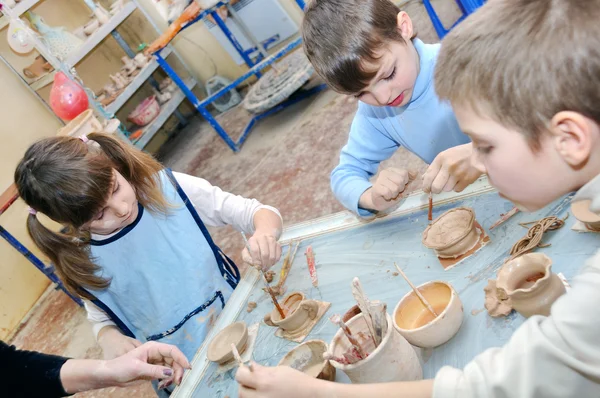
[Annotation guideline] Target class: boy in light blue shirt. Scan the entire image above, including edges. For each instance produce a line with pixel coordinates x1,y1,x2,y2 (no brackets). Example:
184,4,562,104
302,0,481,217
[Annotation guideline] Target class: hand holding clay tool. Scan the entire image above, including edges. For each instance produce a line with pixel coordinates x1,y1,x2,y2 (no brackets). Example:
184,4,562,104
231,343,253,371
394,262,439,317
329,314,367,361
241,232,286,319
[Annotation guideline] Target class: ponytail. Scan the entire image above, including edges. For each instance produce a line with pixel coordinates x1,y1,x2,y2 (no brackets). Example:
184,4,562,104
26,212,109,300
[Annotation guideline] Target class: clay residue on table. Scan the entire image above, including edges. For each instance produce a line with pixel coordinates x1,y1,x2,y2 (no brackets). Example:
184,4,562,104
246,301,257,313
484,279,513,317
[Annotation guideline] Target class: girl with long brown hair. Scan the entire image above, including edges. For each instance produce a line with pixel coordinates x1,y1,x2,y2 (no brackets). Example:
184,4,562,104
14,132,283,392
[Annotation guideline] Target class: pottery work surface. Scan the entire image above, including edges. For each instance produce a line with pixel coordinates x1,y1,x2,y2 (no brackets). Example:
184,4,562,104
423,207,481,258
496,253,566,317
186,192,598,397
207,322,248,364
393,281,464,348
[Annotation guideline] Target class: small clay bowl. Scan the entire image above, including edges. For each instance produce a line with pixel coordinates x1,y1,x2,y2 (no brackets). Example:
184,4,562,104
207,322,248,364
422,207,480,258
278,339,336,381
393,281,463,348
571,200,600,231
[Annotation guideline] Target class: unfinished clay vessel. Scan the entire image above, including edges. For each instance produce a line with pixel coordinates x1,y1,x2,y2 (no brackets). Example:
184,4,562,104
278,340,335,381
207,321,248,365
329,313,422,384
57,109,103,137
393,281,463,348
422,207,480,258
571,200,600,231
484,279,513,317
264,292,319,333
496,253,565,317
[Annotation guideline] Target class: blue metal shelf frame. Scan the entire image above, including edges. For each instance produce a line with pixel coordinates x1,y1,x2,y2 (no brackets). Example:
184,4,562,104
152,0,325,152
424,0,486,39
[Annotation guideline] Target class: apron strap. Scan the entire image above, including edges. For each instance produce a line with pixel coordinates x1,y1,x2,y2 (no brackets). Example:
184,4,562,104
87,292,136,339
165,169,240,289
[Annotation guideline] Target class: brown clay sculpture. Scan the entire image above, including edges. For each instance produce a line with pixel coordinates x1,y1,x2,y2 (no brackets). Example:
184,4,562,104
483,279,513,317
207,322,248,365
571,200,600,231
496,253,566,317
393,281,463,348
422,207,480,258
264,292,319,334
278,340,336,381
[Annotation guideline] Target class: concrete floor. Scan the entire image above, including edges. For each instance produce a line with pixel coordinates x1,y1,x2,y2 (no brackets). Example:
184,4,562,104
9,1,462,396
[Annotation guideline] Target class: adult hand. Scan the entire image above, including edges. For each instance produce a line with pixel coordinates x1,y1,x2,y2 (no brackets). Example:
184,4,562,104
359,168,415,212
236,362,323,398
98,326,142,360
243,230,282,271
422,143,482,194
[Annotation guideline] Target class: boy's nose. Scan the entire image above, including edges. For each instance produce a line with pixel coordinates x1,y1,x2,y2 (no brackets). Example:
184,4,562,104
373,87,390,106
114,202,129,218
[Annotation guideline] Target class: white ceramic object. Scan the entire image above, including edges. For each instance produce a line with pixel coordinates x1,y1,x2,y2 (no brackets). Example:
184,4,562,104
133,52,151,69
393,281,464,348
83,19,100,36
57,109,103,137
329,313,422,384
72,26,87,40
121,56,137,75
94,3,112,24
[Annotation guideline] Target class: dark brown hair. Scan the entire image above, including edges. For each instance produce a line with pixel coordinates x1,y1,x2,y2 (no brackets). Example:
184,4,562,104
14,133,169,299
435,0,600,148
302,0,411,94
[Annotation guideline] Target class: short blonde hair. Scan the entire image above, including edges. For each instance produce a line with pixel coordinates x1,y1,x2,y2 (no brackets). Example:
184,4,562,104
435,0,600,148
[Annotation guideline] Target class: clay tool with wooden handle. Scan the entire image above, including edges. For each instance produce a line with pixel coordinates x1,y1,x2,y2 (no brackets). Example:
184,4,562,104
428,192,433,222
329,314,367,360
231,343,253,371
350,277,377,346
241,232,286,319
394,262,438,317
306,245,319,287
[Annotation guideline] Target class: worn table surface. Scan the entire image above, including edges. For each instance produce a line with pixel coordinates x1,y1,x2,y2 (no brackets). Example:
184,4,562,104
174,179,599,397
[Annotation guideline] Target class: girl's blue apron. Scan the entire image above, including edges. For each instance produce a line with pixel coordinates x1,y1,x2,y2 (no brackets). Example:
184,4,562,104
87,169,240,366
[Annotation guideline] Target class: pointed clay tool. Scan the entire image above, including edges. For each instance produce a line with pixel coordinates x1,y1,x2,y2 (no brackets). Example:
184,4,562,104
231,343,253,371
351,278,377,345
394,262,438,317
329,314,367,360
241,232,286,319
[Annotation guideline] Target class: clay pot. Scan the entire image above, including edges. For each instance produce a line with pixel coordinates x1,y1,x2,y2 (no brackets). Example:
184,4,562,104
121,56,137,75
422,207,480,258
571,200,600,231
278,340,335,381
329,313,422,384
207,322,248,364
23,55,53,79
496,253,566,317
83,19,100,36
128,96,160,126
393,281,463,348
57,109,102,137
264,292,319,333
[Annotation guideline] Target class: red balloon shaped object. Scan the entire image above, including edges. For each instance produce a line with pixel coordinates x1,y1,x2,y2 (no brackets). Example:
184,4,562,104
49,72,89,120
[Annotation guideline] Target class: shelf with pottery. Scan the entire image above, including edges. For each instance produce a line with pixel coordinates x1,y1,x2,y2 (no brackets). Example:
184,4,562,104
133,77,195,149
104,46,172,115
64,1,135,67
0,0,41,30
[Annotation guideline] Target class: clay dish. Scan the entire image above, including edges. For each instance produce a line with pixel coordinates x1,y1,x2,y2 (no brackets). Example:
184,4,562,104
207,322,248,365
496,253,565,317
422,207,479,258
393,281,463,348
571,200,600,231
278,340,335,381
264,292,319,333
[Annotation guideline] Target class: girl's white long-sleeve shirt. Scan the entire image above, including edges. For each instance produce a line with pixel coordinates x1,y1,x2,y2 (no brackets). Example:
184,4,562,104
84,171,281,338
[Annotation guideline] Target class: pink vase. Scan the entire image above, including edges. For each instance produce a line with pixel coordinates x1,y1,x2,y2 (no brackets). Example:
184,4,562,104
49,72,89,120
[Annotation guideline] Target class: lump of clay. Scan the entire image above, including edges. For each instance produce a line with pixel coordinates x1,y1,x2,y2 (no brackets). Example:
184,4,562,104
484,279,512,317
422,207,480,258
265,270,276,283
246,301,257,313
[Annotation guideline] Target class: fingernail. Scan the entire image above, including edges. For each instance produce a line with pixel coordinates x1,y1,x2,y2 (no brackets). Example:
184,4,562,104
163,369,173,376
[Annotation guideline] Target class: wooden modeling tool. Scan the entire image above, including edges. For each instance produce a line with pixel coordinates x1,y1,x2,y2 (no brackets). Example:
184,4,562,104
350,278,377,345
489,207,519,230
330,314,367,360
428,192,433,222
231,343,253,371
369,300,387,346
306,245,318,287
394,262,438,317
241,232,286,319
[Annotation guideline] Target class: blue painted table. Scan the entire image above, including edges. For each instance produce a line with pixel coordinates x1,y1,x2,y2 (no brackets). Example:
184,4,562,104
173,177,599,397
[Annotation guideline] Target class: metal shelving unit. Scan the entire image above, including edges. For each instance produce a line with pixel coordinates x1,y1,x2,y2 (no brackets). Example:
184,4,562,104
0,0,198,147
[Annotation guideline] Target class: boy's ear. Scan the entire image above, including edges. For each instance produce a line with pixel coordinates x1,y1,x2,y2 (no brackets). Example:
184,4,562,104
396,11,414,41
550,111,597,168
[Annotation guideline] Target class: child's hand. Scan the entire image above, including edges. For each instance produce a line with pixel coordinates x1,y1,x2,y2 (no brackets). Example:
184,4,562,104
360,168,413,212
236,362,323,398
243,230,282,271
98,326,143,360
422,143,482,194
